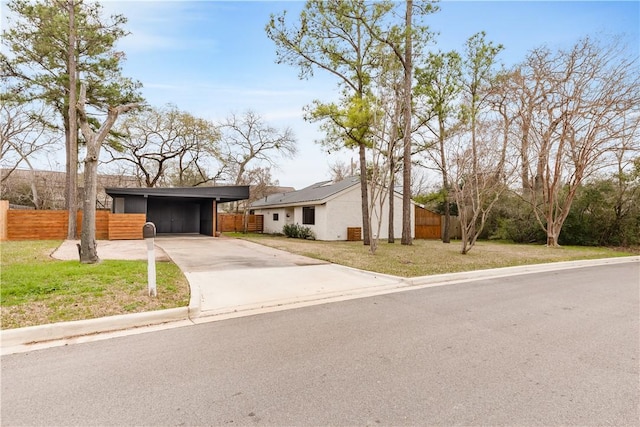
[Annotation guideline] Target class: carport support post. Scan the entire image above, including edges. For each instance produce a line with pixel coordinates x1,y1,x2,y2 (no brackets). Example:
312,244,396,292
143,222,157,297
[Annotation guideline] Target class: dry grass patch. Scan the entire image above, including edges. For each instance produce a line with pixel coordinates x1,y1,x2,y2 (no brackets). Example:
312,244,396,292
232,234,633,277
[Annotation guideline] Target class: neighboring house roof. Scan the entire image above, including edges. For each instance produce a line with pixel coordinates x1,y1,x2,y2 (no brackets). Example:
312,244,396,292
251,176,361,208
106,186,250,203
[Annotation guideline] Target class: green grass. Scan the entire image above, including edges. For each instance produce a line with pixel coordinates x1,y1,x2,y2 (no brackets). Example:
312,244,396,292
1,240,190,329
227,233,635,278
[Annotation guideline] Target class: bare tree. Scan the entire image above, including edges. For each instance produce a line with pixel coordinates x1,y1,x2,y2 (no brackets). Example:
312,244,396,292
367,77,401,254
218,110,297,186
328,159,357,182
0,102,59,208
217,110,296,219
106,105,221,187
450,32,505,254
237,166,281,232
607,114,640,242
516,37,640,246
449,119,515,254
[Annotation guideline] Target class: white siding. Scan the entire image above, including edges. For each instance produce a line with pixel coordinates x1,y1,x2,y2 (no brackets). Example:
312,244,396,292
254,208,287,234
252,185,415,240
369,191,415,240
325,186,362,240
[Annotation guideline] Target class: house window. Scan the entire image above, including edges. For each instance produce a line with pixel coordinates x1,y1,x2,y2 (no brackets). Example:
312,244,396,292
302,206,315,225
273,213,279,221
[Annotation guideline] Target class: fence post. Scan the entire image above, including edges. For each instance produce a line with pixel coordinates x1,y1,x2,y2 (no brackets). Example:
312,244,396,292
0,200,8,241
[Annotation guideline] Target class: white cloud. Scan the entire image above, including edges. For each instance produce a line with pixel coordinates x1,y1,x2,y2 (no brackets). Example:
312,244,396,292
103,1,219,53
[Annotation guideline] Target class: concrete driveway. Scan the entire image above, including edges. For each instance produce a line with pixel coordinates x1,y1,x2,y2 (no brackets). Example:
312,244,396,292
154,235,404,317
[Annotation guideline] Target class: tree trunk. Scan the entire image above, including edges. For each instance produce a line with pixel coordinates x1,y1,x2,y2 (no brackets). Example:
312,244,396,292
77,83,140,264
443,195,450,243
66,0,78,240
401,0,413,246
80,150,99,263
546,210,560,247
546,234,557,247
359,142,371,246
439,117,450,244
459,211,469,255
387,158,395,243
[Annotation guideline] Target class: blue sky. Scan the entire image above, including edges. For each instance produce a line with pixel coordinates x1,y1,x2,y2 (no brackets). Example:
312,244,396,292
5,1,640,189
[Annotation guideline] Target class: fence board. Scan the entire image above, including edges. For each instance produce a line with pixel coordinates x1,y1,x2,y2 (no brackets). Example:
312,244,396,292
108,214,146,240
7,210,70,240
217,214,264,232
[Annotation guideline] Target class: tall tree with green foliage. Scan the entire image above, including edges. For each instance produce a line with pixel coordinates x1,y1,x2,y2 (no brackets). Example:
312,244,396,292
339,0,438,245
266,0,400,246
1,0,142,238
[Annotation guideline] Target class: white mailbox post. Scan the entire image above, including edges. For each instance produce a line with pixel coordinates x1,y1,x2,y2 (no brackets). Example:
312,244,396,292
142,222,157,297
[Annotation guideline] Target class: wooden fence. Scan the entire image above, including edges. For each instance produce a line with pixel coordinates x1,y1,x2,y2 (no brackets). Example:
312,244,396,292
1,204,145,240
415,206,442,240
106,214,146,240
414,206,461,240
217,214,264,233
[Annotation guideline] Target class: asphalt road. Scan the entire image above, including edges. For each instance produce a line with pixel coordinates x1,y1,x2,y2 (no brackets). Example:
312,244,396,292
2,262,638,426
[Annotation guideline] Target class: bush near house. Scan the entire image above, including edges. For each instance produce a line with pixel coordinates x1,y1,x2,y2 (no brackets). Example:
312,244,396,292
283,223,315,240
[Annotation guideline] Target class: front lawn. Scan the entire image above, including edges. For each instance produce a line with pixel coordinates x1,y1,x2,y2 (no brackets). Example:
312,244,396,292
1,241,190,329
227,233,634,277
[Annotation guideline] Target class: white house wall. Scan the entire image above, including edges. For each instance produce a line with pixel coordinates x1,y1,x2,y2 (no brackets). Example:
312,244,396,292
324,186,363,240
253,186,415,241
370,191,415,240
256,208,287,234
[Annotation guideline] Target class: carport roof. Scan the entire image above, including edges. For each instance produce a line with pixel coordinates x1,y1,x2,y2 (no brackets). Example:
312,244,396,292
106,186,249,203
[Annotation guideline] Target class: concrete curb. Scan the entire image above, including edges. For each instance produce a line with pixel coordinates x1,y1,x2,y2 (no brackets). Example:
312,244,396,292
188,282,202,318
403,256,640,287
1,307,189,348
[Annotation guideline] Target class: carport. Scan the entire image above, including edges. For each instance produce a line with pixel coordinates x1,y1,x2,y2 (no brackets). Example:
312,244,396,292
106,186,249,236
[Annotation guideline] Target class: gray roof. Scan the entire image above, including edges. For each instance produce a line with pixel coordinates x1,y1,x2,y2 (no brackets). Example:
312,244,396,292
106,186,249,203
251,176,361,208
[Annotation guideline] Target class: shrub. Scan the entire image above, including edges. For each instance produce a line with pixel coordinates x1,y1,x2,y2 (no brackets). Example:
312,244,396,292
283,223,315,240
